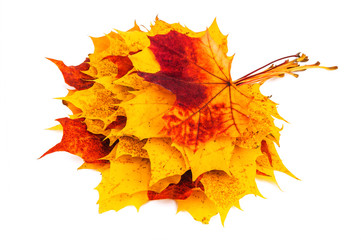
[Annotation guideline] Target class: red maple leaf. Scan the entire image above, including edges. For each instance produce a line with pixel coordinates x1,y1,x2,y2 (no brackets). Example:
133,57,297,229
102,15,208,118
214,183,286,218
148,170,204,200
47,58,94,90
103,55,133,79
138,30,252,149
138,30,333,149
41,118,115,163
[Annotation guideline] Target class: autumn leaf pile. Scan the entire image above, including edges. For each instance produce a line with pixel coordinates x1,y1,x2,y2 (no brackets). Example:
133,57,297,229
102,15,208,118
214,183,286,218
41,18,337,224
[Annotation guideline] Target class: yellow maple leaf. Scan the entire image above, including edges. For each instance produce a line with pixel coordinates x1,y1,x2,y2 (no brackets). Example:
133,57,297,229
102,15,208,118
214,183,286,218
179,137,235,181
119,85,176,139
111,136,149,159
59,83,120,123
201,170,247,225
176,190,218,224
95,164,148,213
230,146,263,197
96,155,151,212
144,138,187,185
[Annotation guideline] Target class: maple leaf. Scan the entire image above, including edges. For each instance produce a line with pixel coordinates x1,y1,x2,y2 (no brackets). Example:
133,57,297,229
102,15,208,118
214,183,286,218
107,136,149,159
147,170,204,200
102,155,150,196
95,160,149,213
118,85,176,139
176,189,218,224
135,30,336,150
174,136,235,180
60,83,121,121
255,139,299,181
41,118,115,163
102,55,133,79
85,23,149,79
143,138,187,185
136,30,248,149
47,58,95,90
43,17,337,225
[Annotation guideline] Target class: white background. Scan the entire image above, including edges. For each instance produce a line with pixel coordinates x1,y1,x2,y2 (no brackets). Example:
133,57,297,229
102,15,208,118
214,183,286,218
1,0,360,239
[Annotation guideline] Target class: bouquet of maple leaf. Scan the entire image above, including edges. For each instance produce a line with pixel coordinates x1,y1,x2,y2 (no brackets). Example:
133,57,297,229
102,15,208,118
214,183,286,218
41,17,336,224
